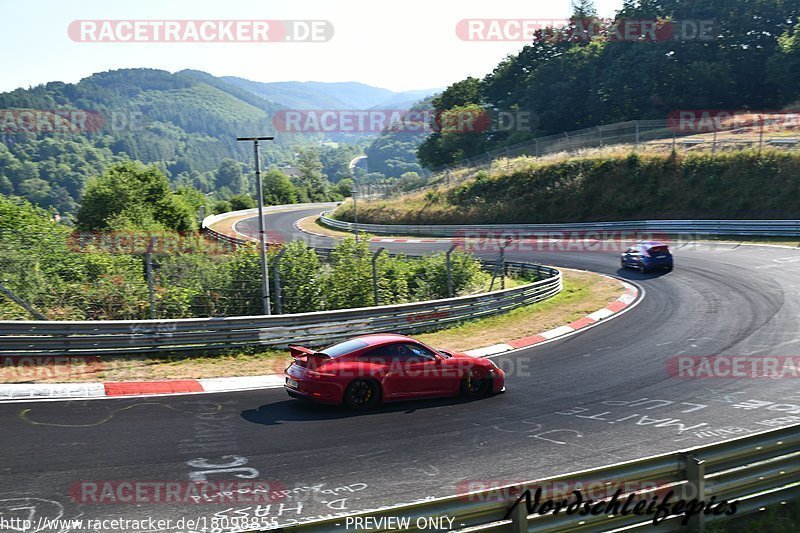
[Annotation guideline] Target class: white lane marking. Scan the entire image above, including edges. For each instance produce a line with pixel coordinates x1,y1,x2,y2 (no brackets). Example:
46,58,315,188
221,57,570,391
0,383,106,400
198,375,285,392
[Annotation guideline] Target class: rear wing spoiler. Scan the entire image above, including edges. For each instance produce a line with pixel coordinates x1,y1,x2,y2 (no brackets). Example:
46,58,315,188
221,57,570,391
289,345,329,360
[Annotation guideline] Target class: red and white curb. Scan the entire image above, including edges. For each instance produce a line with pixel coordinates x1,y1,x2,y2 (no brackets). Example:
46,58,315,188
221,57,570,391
464,278,640,357
371,237,452,244
0,375,284,402
0,278,639,402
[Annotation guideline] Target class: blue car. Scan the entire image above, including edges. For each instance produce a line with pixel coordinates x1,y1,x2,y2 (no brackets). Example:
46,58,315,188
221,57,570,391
620,242,673,272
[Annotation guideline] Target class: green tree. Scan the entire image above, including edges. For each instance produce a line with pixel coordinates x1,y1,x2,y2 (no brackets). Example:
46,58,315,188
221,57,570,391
215,158,246,194
277,241,322,313
228,193,256,211
263,168,298,205
323,237,373,309
295,146,331,201
76,161,198,231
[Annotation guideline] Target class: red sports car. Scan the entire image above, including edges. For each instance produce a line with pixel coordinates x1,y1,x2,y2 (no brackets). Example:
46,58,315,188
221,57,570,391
284,333,505,409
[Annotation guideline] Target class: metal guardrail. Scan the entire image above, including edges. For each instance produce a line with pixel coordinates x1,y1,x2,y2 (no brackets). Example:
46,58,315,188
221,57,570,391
275,423,800,532
320,214,800,238
0,263,560,356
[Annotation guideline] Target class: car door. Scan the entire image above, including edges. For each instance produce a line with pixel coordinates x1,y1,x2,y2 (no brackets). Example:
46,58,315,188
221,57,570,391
402,343,456,395
380,343,444,398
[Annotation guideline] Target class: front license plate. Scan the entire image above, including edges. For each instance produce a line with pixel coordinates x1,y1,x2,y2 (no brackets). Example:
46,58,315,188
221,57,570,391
656,255,666,258
286,378,298,388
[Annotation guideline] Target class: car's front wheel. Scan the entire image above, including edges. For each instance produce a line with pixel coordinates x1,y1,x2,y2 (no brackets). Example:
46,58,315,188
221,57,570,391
638,263,646,273
343,379,380,410
460,368,492,398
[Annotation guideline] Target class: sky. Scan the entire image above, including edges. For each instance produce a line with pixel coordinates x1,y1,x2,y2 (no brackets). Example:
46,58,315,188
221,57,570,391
0,0,624,93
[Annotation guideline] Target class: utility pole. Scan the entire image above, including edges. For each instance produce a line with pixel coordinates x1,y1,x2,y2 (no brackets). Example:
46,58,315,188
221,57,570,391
372,247,385,306
237,135,274,315
348,155,367,243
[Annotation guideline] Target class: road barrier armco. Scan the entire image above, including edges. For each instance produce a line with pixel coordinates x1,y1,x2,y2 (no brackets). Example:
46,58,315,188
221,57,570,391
0,262,561,357
320,214,800,238
275,423,800,532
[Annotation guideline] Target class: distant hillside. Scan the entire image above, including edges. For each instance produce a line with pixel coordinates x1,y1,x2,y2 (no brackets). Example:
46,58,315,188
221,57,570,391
222,77,441,110
0,68,303,215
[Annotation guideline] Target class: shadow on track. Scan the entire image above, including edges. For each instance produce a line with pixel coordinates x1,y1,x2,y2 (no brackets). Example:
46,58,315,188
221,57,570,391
241,395,496,426
615,268,671,280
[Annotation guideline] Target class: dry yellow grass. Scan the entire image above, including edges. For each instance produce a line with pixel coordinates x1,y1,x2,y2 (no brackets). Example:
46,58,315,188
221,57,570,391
296,214,353,238
417,269,620,351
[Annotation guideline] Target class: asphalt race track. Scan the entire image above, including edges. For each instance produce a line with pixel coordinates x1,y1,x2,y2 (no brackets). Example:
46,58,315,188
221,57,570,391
3,205,800,531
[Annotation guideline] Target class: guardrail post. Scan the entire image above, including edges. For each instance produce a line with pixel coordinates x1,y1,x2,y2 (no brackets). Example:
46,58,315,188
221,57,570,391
634,120,640,150
510,497,528,533
372,247,385,306
682,453,706,532
499,243,506,290
446,244,457,297
597,125,603,146
273,247,288,314
146,237,156,319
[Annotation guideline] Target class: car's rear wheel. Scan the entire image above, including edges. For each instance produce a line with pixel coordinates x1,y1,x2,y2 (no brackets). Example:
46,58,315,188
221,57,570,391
461,368,492,398
343,379,380,410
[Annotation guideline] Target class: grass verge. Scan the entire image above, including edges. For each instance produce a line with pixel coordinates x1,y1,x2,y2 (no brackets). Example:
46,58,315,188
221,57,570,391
0,270,621,384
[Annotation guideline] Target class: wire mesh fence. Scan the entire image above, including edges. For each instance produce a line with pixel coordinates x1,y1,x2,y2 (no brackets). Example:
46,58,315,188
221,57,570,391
354,118,800,199
0,228,526,321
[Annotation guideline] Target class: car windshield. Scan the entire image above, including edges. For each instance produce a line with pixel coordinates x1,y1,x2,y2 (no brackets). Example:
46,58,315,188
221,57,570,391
318,339,368,358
